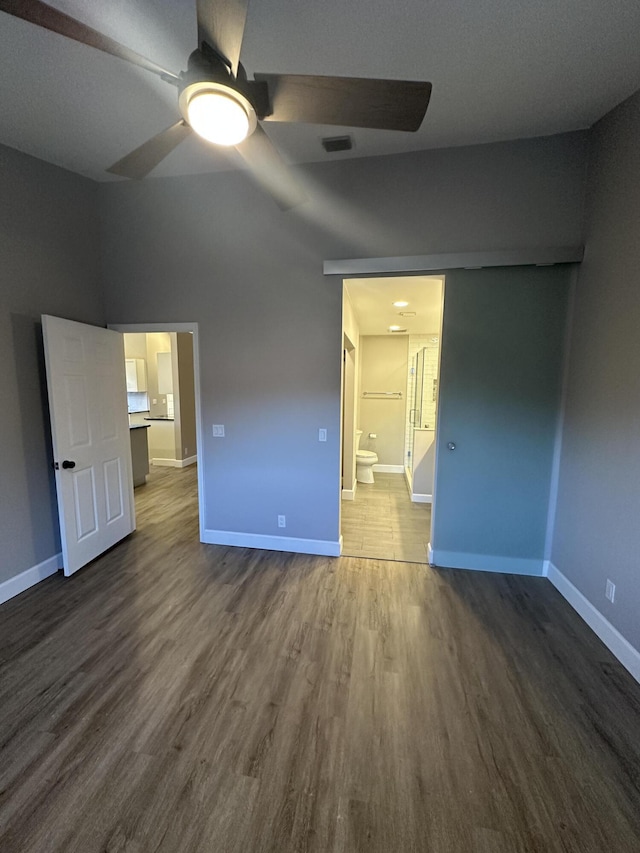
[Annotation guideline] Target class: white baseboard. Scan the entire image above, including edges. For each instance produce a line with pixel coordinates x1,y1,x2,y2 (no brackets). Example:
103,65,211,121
547,562,640,684
427,542,434,566
411,493,432,503
373,464,404,474
0,553,61,605
430,549,545,576
202,529,341,557
152,455,197,468
342,485,356,500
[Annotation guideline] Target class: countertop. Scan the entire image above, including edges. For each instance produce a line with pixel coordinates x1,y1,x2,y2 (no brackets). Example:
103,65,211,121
144,416,174,421
129,424,151,430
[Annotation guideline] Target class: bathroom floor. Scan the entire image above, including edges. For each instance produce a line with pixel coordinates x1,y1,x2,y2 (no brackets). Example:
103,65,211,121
341,472,431,562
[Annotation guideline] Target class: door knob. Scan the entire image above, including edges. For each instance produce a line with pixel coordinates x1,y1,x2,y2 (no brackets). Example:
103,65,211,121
447,442,456,451
61,460,76,469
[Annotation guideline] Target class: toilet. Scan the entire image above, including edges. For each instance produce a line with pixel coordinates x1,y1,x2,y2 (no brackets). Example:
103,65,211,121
355,429,378,484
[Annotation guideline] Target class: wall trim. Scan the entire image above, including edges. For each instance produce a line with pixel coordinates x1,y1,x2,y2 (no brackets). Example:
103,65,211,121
0,553,61,605
547,562,640,684
324,246,584,276
427,542,434,566
373,464,404,474
411,493,432,503
431,549,545,576
342,488,356,501
151,455,197,468
202,529,341,557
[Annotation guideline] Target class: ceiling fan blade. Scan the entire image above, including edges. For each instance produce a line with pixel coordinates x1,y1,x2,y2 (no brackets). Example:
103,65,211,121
0,0,179,81
235,124,306,211
256,74,432,132
106,121,192,180
196,0,249,77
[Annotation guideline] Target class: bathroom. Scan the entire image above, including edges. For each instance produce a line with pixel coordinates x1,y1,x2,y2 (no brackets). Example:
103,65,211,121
341,275,444,562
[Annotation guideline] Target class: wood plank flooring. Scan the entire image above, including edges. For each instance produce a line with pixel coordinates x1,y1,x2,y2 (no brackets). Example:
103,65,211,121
341,472,431,562
1,465,639,852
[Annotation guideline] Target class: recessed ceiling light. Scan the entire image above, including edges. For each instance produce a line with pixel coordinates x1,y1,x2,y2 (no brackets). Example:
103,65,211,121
399,311,416,317
393,301,409,308
388,325,407,333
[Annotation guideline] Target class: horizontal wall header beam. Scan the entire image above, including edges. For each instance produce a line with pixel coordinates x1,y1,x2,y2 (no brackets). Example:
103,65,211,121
323,246,584,277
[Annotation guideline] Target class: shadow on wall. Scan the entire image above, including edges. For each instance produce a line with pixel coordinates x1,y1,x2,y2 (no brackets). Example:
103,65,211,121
10,313,60,560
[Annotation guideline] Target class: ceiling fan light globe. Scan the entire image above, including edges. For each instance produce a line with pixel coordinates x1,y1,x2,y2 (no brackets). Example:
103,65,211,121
187,91,250,146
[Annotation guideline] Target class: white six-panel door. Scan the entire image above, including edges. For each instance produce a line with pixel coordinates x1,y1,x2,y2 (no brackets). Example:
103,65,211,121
42,315,135,576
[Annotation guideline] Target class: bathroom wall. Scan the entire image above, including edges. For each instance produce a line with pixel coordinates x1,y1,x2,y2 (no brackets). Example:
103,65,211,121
358,335,408,466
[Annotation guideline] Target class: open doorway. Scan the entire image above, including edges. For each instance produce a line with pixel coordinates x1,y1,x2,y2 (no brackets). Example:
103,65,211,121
110,323,205,540
340,276,444,562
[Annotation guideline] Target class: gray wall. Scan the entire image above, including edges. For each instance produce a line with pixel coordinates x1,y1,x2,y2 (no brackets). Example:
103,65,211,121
433,266,571,571
552,91,640,651
0,144,103,584
98,132,587,546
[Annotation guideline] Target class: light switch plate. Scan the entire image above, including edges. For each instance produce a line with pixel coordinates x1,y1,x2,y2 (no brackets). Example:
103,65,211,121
318,428,327,442
212,424,225,437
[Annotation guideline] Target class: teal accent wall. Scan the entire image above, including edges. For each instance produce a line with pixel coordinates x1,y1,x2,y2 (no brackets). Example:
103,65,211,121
432,266,571,572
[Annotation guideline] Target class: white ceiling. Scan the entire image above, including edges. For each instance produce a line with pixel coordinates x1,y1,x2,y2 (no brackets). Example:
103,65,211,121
1,0,640,181
345,276,443,336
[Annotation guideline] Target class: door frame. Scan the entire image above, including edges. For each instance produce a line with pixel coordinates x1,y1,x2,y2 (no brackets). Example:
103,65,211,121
108,322,206,542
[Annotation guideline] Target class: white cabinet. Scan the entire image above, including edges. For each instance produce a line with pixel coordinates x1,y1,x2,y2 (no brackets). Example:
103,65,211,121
125,358,147,392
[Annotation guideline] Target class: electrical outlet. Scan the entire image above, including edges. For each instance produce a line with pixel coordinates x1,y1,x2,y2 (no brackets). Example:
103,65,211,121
318,428,327,442
212,424,225,437
278,515,286,528
605,579,616,603
184,447,188,455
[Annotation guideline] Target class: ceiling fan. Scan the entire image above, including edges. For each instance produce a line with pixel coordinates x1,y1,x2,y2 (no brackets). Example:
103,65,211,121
0,0,432,208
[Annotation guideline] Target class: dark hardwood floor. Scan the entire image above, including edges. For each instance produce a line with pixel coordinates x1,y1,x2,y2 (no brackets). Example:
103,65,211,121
1,465,639,852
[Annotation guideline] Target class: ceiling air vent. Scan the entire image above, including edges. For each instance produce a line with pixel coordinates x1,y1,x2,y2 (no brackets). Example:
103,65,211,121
322,135,353,153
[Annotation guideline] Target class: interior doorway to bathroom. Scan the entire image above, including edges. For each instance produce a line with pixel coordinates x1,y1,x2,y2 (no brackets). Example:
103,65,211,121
340,275,444,562
110,322,204,539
